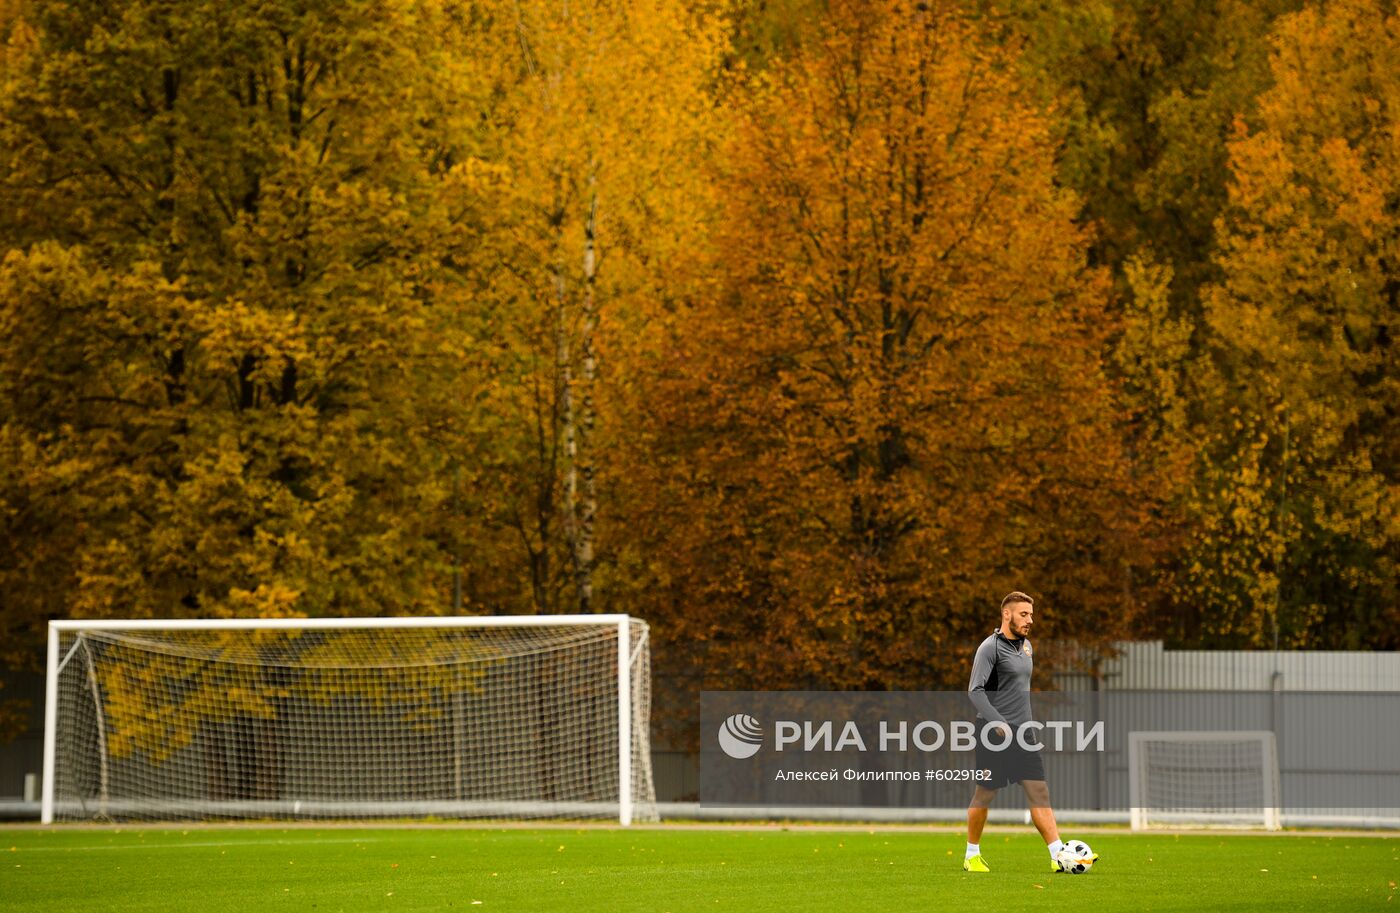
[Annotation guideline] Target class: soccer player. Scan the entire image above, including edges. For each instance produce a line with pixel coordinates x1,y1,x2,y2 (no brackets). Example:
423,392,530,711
961,591,1083,874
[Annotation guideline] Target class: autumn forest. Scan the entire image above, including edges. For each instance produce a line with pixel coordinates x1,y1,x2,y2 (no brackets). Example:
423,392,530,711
0,0,1396,735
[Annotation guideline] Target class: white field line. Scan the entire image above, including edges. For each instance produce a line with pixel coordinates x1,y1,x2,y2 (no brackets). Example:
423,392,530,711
10,837,382,852
1,821,1397,839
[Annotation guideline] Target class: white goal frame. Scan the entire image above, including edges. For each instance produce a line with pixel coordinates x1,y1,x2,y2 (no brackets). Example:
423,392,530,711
1128,730,1281,831
42,614,639,825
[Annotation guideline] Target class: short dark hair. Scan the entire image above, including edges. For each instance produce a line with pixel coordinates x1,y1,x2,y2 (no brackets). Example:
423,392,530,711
1001,591,1033,610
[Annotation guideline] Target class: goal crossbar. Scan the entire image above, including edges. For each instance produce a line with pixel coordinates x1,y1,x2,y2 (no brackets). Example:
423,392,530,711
42,615,642,826
47,614,631,632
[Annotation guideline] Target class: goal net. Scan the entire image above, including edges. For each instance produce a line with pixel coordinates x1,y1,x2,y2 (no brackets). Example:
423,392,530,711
1129,730,1281,830
42,615,656,825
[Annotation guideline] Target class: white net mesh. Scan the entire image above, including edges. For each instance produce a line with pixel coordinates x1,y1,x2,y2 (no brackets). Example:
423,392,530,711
1129,731,1280,830
49,618,656,823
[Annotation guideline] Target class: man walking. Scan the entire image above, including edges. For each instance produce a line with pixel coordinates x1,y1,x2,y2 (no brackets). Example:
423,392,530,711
962,591,1088,873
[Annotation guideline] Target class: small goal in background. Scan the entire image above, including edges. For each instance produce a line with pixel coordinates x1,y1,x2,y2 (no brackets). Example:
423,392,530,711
1129,730,1281,830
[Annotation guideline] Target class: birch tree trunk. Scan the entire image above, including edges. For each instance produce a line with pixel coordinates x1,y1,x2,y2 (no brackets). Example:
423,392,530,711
553,245,575,615
572,181,599,613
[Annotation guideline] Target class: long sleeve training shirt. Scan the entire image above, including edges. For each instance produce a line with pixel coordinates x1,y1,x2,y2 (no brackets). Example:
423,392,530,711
967,629,1034,727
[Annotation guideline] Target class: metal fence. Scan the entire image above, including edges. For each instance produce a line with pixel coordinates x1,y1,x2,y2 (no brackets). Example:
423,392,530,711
1055,641,1400,692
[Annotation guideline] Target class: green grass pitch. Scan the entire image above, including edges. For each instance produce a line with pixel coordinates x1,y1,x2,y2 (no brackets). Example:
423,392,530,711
1,825,1396,912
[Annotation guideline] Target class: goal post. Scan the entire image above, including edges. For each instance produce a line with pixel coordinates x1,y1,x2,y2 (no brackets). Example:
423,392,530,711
41,614,655,825
1129,730,1281,830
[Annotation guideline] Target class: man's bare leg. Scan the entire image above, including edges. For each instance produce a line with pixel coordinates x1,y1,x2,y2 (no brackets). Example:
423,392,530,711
1020,779,1059,843
967,784,996,845
1021,779,1066,867
963,784,998,870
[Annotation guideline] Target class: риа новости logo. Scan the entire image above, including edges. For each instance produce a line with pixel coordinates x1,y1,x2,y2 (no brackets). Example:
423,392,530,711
717,713,763,759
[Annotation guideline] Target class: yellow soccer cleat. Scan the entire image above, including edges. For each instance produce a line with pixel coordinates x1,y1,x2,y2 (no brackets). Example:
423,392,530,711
963,854,990,873
1052,857,1067,873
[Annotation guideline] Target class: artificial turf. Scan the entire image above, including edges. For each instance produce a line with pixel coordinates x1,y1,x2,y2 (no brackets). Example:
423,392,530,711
1,825,1396,912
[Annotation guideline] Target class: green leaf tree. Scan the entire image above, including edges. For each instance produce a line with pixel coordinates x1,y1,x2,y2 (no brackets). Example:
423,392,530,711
0,0,499,736
1184,0,1399,648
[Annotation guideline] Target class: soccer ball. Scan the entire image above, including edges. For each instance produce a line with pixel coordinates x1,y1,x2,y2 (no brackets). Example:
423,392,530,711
1056,839,1097,874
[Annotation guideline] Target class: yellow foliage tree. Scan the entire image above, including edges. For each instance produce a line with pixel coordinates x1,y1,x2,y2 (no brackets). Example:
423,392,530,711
460,0,727,614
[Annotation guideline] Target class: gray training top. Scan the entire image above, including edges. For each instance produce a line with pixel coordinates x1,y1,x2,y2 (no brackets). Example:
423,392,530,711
967,629,1034,727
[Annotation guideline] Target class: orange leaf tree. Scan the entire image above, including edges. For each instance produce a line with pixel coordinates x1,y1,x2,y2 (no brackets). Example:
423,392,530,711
615,0,1166,710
